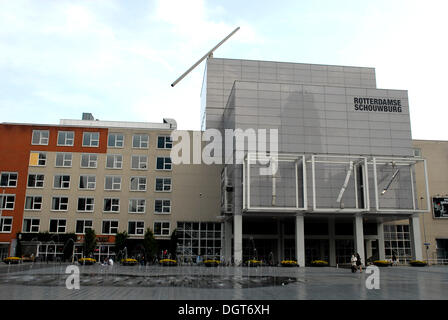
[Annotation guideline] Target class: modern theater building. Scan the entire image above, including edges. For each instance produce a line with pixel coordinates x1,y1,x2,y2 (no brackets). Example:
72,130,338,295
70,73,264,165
202,57,429,267
2,55,445,267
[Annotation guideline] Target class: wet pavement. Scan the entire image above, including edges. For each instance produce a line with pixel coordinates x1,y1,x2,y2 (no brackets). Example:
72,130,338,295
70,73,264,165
0,263,447,300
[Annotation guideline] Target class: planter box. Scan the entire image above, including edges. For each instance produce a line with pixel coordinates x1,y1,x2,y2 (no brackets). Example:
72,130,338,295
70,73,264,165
373,261,392,267
204,260,220,267
121,259,138,266
159,259,177,266
410,261,427,267
79,258,97,265
3,257,21,264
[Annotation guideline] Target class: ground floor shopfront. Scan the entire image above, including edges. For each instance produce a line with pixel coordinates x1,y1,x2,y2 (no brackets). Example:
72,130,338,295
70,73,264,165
222,214,424,267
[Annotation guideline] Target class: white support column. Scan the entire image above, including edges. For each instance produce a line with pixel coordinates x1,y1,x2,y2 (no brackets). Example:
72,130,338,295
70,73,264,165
353,215,365,266
234,214,243,265
377,221,385,260
295,215,305,267
328,217,336,266
409,214,423,261
224,220,232,263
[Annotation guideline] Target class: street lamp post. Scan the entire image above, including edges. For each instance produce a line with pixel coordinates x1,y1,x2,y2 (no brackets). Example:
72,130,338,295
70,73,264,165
420,196,430,263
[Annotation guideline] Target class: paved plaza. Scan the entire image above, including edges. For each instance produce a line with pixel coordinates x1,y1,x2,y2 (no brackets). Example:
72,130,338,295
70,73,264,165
0,263,447,300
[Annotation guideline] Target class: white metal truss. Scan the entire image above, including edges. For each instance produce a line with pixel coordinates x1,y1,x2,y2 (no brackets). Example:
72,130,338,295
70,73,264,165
310,154,370,213
239,152,429,215
372,157,430,213
243,152,307,212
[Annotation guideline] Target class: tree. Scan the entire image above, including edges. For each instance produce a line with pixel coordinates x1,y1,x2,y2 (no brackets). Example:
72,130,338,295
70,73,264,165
143,228,158,263
115,231,129,260
169,228,178,259
84,229,97,258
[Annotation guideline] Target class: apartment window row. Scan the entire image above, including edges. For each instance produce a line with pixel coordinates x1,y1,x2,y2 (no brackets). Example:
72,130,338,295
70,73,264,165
32,130,172,150
109,133,172,150
29,152,172,171
24,196,172,214
27,174,172,192
32,130,98,147
22,218,170,236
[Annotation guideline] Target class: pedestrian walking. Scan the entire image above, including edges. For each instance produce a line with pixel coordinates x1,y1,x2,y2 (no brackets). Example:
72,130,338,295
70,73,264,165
351,254,357,273
356,253,362,273
392,252,398,266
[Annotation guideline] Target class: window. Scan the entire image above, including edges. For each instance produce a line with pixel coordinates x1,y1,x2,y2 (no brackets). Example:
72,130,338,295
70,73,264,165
0,217,13,233
155,178,172,192
31,130,49,145
0,195,15,210
0,172,18,187
132,134,149,149
176,222,222,259
154,221,170,236
131,155,148,170
130,177,147,191
27,174,44,188
157,136,172,149
128,221,144,235
413,148,422,157
156,157,172,170
77,197,94,212
51,196,69,211
23,218,40,233
103,198,120,213
79,175,96,190
102,220,119,235
82,132,100,147
57,131,74,146
128,199,146,213
49,219,66,233
25,196,43,210
55,153,72,167
53,175,70,189
383,224,412,260
155,199,171,213
29,151,47,166
108,133,124,148
106,154,123,169
76,220,93,234
105,176,121,190
80,154,98,168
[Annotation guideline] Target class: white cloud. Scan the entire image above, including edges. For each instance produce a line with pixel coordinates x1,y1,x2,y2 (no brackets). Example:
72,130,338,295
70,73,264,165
338,0,448,140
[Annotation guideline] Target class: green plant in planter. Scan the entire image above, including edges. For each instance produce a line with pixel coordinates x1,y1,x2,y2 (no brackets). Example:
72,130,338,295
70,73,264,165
79,257,97,265
373,260,392,267
159,259,177,266
203,259,220,267
311,260,328,267
281,260,298,267
3,257,22,264
121,258,138,266
245,259,262,267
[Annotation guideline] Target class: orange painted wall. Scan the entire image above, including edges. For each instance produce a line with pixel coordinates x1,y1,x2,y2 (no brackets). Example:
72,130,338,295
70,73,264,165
0,124,108,246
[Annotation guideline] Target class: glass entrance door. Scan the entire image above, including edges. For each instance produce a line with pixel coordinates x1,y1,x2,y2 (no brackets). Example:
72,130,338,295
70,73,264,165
305,239,329,266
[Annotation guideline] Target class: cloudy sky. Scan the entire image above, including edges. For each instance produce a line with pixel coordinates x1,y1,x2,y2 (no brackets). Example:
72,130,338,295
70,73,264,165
1,0,447,140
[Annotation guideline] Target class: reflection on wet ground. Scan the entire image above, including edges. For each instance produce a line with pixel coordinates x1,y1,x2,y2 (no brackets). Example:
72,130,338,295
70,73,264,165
0,263,447,300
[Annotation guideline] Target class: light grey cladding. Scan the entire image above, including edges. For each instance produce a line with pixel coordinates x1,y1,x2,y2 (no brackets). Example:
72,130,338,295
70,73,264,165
203,57,377,130
223,80,412,157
